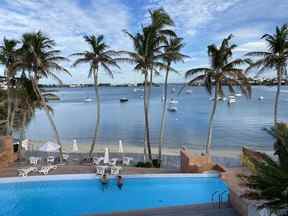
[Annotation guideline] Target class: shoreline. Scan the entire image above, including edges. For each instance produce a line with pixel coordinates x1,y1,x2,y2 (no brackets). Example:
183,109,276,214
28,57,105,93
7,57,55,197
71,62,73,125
30,142,274,159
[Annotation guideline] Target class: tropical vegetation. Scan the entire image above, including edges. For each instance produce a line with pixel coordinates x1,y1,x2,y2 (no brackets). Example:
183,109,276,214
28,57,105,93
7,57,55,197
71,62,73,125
240,123,288,215
0,8,286,176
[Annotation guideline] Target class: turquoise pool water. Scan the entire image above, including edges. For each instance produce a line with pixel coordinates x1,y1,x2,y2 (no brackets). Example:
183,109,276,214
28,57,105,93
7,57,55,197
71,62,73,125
0,175,228,216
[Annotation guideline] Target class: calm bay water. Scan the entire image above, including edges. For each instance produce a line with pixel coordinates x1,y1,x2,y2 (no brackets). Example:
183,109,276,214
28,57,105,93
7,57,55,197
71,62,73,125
26,85,288,151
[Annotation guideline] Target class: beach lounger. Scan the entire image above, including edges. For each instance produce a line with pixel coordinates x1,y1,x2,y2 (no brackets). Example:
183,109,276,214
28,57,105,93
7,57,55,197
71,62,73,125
38,165,57,175
96,166,105,175
18,167,37,177
122,157,133,166
111,166,122,175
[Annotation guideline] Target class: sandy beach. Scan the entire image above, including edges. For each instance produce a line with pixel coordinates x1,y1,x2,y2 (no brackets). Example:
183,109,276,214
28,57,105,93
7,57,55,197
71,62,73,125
29,141,274,159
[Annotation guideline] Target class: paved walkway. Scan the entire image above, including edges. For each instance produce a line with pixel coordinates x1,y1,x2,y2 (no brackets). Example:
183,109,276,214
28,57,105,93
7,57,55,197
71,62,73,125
88,203,239,216
0,164,179,177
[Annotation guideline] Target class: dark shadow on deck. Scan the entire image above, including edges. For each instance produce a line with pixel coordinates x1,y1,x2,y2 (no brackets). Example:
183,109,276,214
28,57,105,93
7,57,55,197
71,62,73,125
86,203,239,216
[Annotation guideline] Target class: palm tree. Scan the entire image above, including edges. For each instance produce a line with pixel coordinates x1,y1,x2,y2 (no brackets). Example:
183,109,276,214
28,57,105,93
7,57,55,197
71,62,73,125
72,35,119,159
19,31,70,161
240,123,288,214
118,9,175,161
185,35,251,155
0,38,19,135
158,37,187,163
246,24,288,125
16,75,44,160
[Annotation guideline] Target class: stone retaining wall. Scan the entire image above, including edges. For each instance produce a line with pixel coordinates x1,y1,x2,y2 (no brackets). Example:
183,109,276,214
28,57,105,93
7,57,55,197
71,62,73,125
0,136,17,168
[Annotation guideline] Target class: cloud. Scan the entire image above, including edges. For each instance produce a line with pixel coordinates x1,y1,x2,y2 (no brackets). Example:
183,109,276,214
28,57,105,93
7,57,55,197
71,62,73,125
235,41,267,53
146,0,241,37
0,0,133,84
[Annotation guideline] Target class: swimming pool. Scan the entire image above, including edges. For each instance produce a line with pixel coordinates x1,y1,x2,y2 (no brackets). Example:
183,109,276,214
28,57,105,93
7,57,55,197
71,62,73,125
0,174,228,216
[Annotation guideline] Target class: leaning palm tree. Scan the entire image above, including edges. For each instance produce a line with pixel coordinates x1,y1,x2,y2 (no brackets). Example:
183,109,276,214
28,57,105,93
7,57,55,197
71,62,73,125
246,24,288,125
15,75,45,160
0,38,19,135
158,37,187,163
185,35,251,155
72,35,119,159
19,31,70,161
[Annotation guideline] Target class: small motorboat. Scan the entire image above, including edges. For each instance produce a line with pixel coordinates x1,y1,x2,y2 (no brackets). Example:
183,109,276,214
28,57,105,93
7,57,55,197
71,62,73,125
133,88,144,93
185,89,192,94
258,96,264,100
120,97,129,103
169,98,179,105
235,93,242,97
84,97,92,102
167,106,177,112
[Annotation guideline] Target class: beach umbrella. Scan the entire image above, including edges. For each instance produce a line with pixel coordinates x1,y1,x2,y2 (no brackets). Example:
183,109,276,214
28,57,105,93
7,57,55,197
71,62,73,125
39,141,60,152
104,147,109,164
72,139,78,152
118,140,123,153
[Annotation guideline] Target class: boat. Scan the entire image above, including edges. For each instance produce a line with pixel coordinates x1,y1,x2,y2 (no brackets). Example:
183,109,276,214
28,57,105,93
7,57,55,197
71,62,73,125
167,106,177,112
133,88,144,93
228,98,236,104
84,97,92,102
185,89,192,94
235,93,242,97
258,96,264,100
169,98,179,105
120,97,129,103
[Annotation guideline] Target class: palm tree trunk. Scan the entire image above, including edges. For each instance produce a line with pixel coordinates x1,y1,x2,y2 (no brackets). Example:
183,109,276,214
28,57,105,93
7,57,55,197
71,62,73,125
31,78,64,162
206,82,218,155
18,113,27,161
89,68,100,158
158,63,170,164
144,71,152,161
6,73,12,136
9,96,18,136
274,67,282,126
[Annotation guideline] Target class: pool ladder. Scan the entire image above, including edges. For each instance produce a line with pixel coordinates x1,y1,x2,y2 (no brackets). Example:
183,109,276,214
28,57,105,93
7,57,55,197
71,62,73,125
211,190,229,208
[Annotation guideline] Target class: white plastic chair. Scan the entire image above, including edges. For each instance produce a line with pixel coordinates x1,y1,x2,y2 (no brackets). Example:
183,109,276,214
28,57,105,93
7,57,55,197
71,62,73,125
93,157,104,165
63,154,69,161
111,166,121,175
29,157,39,165
96,166,105,175
109,158,119,166
122,157,133,166
47,156,55,164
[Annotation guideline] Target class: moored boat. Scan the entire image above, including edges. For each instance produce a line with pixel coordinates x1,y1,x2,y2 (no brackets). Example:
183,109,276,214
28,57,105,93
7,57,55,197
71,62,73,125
120,97,129,103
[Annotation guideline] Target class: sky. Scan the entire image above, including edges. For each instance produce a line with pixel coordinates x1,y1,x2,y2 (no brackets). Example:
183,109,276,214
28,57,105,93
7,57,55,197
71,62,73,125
0,0,287,84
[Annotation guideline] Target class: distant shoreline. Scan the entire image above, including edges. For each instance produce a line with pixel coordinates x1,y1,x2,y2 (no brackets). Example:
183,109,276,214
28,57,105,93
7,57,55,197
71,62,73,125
40,83,288,88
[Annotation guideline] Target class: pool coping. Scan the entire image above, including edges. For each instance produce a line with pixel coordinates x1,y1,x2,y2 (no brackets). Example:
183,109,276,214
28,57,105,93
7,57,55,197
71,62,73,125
0,173,220,184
